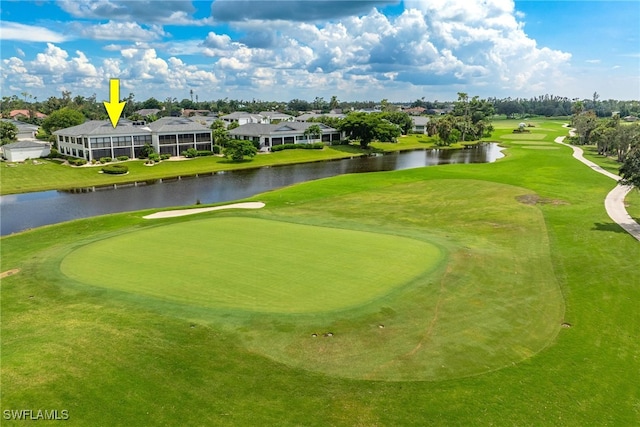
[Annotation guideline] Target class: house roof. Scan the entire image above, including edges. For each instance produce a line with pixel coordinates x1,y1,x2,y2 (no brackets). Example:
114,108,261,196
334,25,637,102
412,116,430,126
2,140,50,150
53,117,210,136
9,109,47,119
229,122,336,137
1,118,39,132
220,112,264,121
295,112,345,122
53,119,151,136
146,117,211,133
259,111,293,120
135,108,161,117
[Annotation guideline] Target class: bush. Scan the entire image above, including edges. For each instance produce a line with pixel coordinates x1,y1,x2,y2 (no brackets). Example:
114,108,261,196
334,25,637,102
271,142,325,152
159,154,171,160
196,150,213,157
47,148,63,159
116,155,129,161
181,148,199,158
148,153,161,162
212,145,222,154
68,158,87,166
101,164,128,174
100,157,112,163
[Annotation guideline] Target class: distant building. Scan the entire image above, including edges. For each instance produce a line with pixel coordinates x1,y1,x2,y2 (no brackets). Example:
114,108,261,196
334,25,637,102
220,112,267,126
54,117,212,161
411,116,430,134
1,118,40,140
228,122,342,150
259,111,294,122
8,109,47,120
295,112,346,122
135,108,161,117
1,140,51,162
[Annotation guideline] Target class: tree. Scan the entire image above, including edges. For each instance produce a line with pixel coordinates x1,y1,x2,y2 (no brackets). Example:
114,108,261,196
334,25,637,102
139,143,155,159
223,139,257,161
620,146,640,188
303,124,322,143
211,120,230,146
1,121,18,145
572,111,598,145
339,112,401,148
41,107,85,134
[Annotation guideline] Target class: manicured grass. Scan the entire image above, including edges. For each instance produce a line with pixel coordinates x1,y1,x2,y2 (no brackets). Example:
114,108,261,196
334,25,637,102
627,188,640,222
2,118,639,425
60,217,442,313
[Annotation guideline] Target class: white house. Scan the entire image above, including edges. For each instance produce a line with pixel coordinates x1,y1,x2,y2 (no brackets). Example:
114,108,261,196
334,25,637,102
220,112,267,126
1,118,40,140
53,117,212,161
411,116,430,134
1,140,51,162
228,122,342,150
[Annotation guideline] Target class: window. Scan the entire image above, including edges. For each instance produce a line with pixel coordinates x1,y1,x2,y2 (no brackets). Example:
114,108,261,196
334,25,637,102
159,134,175,145
133,135,151,145
178,133,194,143
112,136,132,147
195,132,211,142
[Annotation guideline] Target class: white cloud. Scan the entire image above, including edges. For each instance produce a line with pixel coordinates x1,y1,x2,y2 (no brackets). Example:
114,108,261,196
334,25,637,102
586,59,601,64
57,0,210,25
0,22,69,43
69,21,166,42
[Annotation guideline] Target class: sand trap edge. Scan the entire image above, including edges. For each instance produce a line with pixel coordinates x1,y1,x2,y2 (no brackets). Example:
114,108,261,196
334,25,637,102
143,202,265,219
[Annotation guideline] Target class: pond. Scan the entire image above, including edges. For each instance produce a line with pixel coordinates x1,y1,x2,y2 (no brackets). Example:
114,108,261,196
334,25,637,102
0,143,503,236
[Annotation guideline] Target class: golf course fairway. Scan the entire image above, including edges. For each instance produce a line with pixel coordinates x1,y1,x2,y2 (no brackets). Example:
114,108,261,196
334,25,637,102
1,119,638,425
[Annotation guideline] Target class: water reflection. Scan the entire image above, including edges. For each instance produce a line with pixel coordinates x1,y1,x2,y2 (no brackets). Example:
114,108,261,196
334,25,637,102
1,144,502,235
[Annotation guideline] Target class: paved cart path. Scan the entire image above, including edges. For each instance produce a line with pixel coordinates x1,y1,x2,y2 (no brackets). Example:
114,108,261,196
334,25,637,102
555,125,640,242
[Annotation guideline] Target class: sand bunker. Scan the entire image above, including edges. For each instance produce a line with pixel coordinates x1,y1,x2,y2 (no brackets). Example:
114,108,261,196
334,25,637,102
143,202,265,219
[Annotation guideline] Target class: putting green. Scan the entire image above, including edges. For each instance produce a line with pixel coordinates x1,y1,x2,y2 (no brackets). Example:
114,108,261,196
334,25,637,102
60,217,442,313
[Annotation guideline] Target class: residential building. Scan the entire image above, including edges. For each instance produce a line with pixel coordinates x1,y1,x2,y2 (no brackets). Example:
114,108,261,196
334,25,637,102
295,112,346,122
411,116,430,134
53,117,212,161
220,112,267,126
259,111,294,122
8,109,47,120
1,118,40,140
135,108,161,117
1,140,51,162
228,122,342,150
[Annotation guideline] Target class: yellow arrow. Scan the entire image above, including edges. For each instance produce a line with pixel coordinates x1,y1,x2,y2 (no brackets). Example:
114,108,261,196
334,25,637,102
103,78,126,128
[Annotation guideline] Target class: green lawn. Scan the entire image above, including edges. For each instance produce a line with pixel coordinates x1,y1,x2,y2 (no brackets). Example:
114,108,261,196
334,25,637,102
2,119,639,425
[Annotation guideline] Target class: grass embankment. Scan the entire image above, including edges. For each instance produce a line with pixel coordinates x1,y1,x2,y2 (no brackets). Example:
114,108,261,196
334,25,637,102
2,119,639,425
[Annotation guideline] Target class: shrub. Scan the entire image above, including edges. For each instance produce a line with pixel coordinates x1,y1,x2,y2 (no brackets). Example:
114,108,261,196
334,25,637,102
101,164,128,174
159,154,171,160
47,148,63,159
100,157,112,163
148,153,161,162
271,142,325,152
196,150,214,157
212,145,222,154
68,158,87,166
116,155,129,161
181,148,199,158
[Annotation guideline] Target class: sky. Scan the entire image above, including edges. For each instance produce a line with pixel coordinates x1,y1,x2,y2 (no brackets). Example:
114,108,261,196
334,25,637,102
1,0,639,104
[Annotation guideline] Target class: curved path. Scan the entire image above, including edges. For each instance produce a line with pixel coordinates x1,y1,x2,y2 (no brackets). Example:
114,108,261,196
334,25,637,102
143,202,265,219
555,126,640,241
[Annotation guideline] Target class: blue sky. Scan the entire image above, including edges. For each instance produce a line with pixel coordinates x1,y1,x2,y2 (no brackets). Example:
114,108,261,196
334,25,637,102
1,1,638,103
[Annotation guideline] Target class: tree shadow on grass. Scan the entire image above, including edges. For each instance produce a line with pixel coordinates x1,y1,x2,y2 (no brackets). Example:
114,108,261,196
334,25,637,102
592,222,628,234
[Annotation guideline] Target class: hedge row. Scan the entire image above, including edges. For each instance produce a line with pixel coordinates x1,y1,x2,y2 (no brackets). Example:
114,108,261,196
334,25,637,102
271,142,325,152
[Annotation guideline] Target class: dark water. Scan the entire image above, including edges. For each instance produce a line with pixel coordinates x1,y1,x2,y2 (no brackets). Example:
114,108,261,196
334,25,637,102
0,144,503,235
